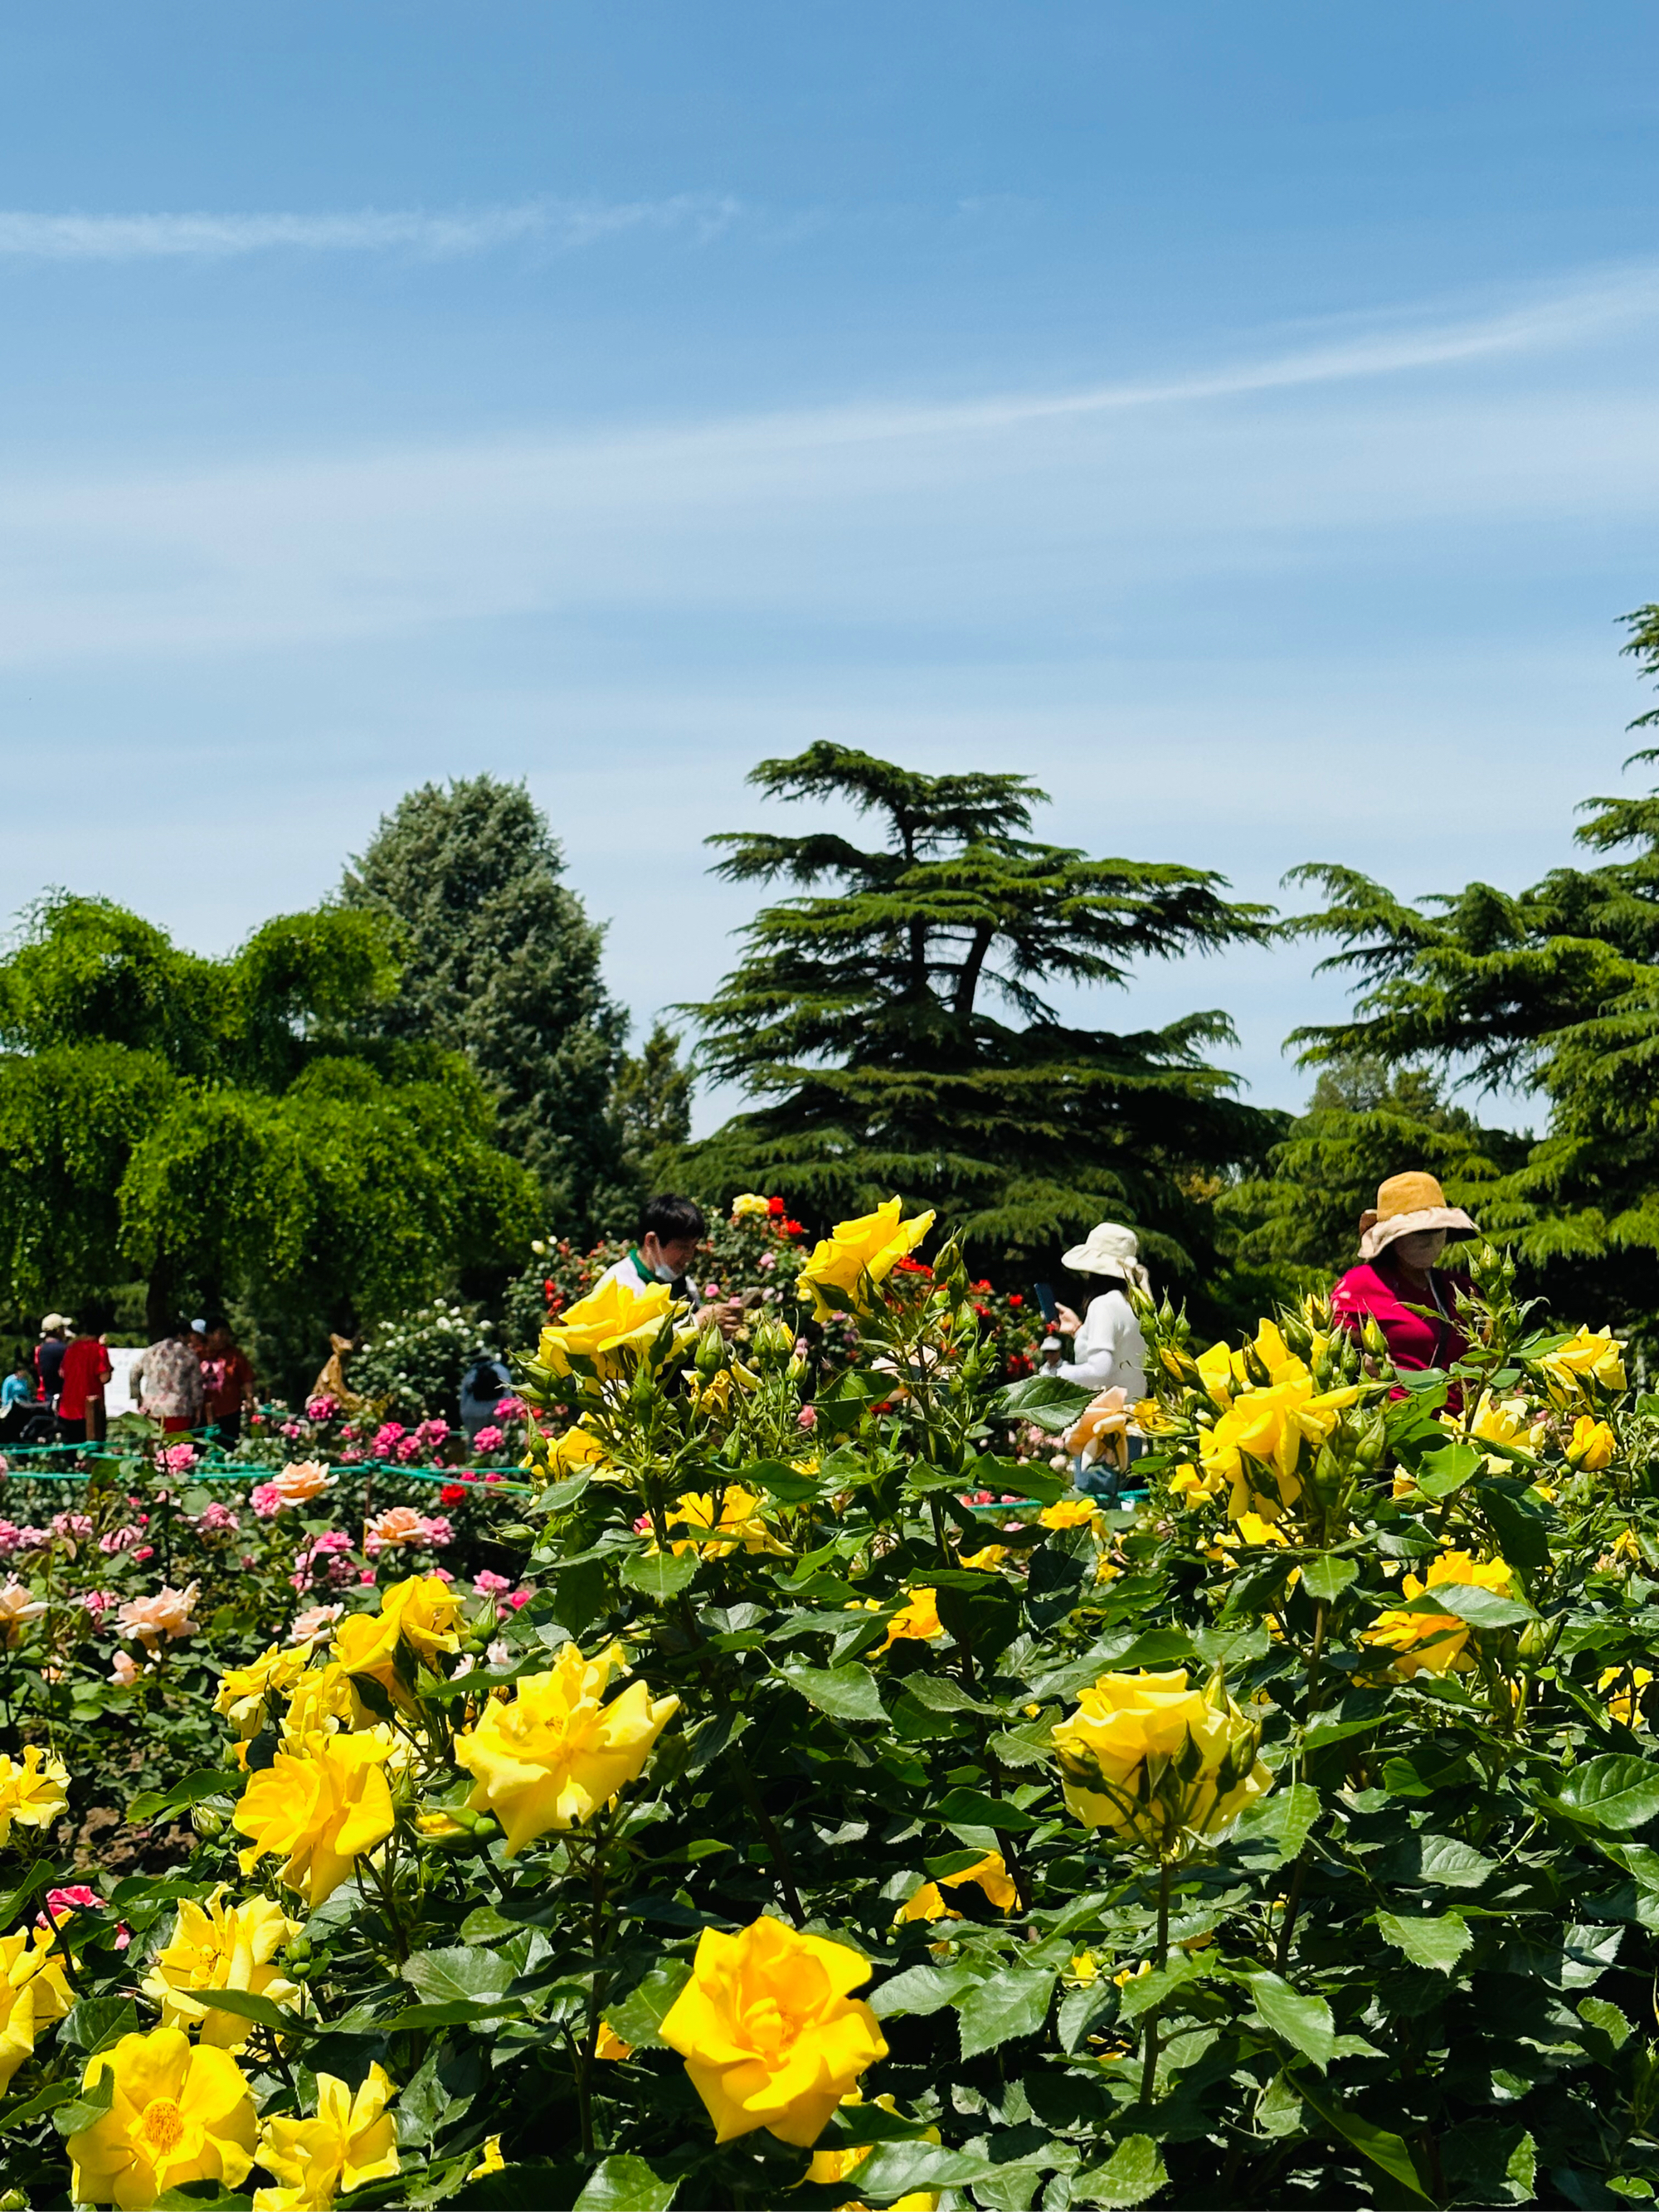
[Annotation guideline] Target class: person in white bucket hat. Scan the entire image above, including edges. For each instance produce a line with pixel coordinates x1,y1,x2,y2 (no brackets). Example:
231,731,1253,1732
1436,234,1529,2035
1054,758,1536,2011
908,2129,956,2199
1044,1223,1150,1398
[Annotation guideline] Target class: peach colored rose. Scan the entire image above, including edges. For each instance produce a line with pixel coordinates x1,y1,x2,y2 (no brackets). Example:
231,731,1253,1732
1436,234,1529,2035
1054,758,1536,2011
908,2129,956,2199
274,1461,336,1506
117,1582,202,1647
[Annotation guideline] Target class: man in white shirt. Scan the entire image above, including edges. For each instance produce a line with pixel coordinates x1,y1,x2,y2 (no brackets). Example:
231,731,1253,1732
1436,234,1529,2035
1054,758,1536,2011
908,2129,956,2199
597,1195,742,1338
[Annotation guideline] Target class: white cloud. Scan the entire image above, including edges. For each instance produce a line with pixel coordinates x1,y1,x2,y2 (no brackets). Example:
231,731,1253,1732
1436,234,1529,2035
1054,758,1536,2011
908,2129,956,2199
0,194,741,260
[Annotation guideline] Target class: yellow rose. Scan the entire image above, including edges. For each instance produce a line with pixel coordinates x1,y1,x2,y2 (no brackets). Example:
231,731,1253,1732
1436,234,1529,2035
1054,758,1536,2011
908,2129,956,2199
67,2028,257,2210
1599,1665,1653,1728
1199,1373,1360,1521
1567,1416,1618,1471
796,1198,935,1321
538,1276,683,1388
333,1575,464,1697
732,1193,773,1218
878,1588,944,1651
1195,1320,1306,1406
1539,1325,1627,1402
140,1889,300,2053
467,2134,507,2180
533,1423,614,1487
895,1851,1018,1923
1166,1461,1224,1509
252,2063,398,2212
0,1743,67,1845
664,1486,784,1558
959,1544,1007,1572
1465,1392,1537,1455
234,1731,397,1907
0,1928,72,2092
1360,1550,1515,1678
282,1661,374,1741
214,1646,310,1741
659,1914,888,2146
806,2093,940,2197
596,2021,634,2060
1039,1498,1101,1530
452,1639,679,1855
1051,1669,1272,1860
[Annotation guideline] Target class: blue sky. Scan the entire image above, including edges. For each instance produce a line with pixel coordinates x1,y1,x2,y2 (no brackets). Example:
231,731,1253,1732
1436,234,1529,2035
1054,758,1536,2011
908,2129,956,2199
2,5,1657,1133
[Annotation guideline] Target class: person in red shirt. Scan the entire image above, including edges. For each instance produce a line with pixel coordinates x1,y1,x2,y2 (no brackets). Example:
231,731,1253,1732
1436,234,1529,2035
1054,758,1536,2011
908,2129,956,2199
1331,1172,1481,1390
201,1314,257,1445
56,1303,114,1446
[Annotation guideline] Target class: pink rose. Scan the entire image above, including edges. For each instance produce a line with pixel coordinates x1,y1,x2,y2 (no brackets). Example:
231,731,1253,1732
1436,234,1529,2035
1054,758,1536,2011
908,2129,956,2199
474,1569,512,1596
797,1406,818,1430
160,1443,197,1474
473,1426,505,1453
251,1484,284,1519
116,1582,201,1646
289,1602,344,1642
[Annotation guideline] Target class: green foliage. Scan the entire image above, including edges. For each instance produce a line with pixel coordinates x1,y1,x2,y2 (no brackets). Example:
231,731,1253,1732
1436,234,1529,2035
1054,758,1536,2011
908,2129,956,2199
340,775,632,1230
0,895,537,1378
612,1023,694,1197
681,743,1283,1298
353,1298,500,1422
9,1224,1659,2207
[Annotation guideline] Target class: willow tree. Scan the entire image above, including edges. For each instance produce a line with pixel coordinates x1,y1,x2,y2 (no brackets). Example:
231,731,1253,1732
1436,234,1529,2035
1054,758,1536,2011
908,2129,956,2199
0,896,538,1364
680,744,1282,1293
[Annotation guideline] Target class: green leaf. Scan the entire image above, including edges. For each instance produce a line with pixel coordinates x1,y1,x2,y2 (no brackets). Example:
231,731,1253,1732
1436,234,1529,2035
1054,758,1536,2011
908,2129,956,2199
62,1996,139,2054
402,1946,515,2004
845,2142,1002,2195
1058,1980,1119,2054
1248,1971,1335,2071
902,1672,995,1715
1233,1782,1320,1868
1423,1581,1536,1629
1116,1952,1203,2021
1476,1483,1551,1576
126,1767,243,1824
0,2078,80,2129
1301,1555,1359,1603
1384,1831,1496,1889
1375,1908,1472,1974
868,1962,978,2020
620,1550,698,1599
776,1661,886,1723
604,1963,693,2049
936,1787,1044,1835
1071,2135,1169,2209
993,1373,1096,1430
1579,1996,1633,2050
181,1986,299,2034
572,2155,679,2211
1557,1756,1659,1832
1295,2073,1431,2201
52,2068,115,2137
956,1966,1058,2058
742,1458,822,1504
0,1860,56,1929
1414,1441,1483,1497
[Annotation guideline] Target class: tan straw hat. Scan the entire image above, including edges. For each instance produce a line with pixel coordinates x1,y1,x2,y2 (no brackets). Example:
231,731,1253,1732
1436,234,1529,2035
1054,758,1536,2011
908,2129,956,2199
1059,1222,1152,1295
1357,1172,1479,1262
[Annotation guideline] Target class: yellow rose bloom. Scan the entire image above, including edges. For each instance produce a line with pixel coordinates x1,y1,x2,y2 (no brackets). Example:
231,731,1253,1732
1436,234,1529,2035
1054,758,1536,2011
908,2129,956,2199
1599,1665,1654,1728
878,1587,945,1651
895,1851,1018,1923
1051,1669,1271,1859
806,2093,939,2195
659,1914,888,2146
1167,1461,1224,1509
535,1423,613,1484
0,1743,68,1845
538,1276,683,1387
1539,1325,1627,1401
67,2028,257,2210
1198,1373,1360,1521
333,1575,464,1696
664,1486,784,1558
596,2021,634,2060
1360,1550,1515,1678
1039,1497,1101,1530
796,1198,935,1321
732,1193,773,1218
234,1731,397,1907
1195,1320,1306,1407
451,1639,679,1855
0,1928,72,2092
252,2063,398,2212
282,1662,373,1741
140,1889,300,2052
1465,1393,1537,1455
214,1646,310,1741
1567,1416,1618,1471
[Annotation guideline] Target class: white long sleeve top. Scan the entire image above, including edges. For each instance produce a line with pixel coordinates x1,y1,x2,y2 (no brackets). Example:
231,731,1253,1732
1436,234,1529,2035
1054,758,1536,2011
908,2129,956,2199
1056,1287,1147,1399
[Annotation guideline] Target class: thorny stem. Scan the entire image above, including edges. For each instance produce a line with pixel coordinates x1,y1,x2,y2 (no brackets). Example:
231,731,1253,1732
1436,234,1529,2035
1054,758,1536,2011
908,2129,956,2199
1273,1856,1309,1975
1139,1859,1171,2107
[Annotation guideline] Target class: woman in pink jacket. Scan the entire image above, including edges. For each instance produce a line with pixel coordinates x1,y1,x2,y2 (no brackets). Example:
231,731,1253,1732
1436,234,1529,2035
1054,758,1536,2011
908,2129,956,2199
1331,1171,1481,1385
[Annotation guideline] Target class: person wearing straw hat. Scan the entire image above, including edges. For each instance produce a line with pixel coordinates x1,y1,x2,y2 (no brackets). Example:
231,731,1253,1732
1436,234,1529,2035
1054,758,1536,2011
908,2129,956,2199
1331,1171,1481,1378
1046,1222,1151,1398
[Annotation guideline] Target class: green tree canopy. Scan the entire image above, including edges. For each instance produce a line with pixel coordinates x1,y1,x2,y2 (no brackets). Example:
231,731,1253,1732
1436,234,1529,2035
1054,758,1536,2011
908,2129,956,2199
339,776,630,1228
1253,605,1659,1325
0,894,538,1360
680,743,1282,1296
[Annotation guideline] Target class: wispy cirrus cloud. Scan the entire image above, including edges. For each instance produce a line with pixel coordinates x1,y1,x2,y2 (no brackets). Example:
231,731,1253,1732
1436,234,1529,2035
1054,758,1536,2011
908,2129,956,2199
0,193,741,261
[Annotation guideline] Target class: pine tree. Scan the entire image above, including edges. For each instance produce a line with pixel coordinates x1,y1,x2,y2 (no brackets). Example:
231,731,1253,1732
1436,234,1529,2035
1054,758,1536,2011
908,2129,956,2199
1272,605,1659,1325
613,1021,694,1194
680,743,1282,1295
340,776,630,1228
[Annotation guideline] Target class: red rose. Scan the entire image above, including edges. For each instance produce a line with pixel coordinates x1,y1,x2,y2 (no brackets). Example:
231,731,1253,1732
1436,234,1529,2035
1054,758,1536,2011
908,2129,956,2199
767,1196,786,1216
440,1483,468,1505
1008,1294,1023,1308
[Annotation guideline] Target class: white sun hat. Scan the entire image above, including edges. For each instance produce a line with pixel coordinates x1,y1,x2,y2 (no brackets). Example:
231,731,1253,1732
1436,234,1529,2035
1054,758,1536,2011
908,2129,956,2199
1058,1222,1151,1296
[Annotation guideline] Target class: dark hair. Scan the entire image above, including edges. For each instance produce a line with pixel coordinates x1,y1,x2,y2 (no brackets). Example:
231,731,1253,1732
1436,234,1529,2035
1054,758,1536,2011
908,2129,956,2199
640,1194,706,1244
77,1299,113,1334
202,1312,231,1336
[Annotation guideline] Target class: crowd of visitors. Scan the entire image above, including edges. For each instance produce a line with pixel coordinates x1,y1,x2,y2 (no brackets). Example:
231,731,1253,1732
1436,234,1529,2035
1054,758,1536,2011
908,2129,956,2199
4,1307,259,1448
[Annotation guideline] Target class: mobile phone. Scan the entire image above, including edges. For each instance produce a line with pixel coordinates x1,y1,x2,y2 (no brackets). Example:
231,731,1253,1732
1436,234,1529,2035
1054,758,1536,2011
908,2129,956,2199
1033,1281,1058,1323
